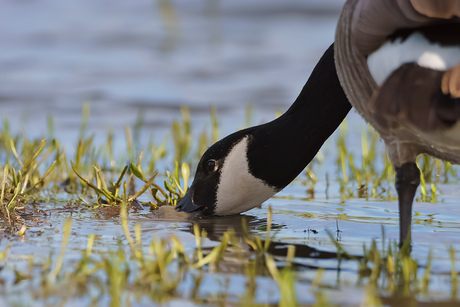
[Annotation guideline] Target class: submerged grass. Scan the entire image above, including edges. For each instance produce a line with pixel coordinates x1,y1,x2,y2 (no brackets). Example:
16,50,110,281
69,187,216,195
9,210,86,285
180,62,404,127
0,105,459,305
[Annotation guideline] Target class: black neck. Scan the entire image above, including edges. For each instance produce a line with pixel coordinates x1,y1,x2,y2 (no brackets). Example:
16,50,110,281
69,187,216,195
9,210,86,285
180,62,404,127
246,43,351,189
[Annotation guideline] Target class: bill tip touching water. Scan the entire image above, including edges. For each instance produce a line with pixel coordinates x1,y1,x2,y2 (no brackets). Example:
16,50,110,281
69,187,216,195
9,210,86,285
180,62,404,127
177,43,351,216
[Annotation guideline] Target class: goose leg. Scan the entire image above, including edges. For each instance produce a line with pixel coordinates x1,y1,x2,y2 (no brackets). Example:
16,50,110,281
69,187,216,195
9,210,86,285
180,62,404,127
395,162,420,248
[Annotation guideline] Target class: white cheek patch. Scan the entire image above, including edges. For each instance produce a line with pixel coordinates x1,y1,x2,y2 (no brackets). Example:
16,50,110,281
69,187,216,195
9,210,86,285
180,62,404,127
214,137,277,216
367,32,460,86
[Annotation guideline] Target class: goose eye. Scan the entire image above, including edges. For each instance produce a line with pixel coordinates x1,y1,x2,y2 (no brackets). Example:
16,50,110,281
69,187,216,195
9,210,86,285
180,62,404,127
206,159,217,172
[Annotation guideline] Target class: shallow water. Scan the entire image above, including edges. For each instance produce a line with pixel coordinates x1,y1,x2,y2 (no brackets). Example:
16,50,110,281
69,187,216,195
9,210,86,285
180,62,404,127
2,0,460,305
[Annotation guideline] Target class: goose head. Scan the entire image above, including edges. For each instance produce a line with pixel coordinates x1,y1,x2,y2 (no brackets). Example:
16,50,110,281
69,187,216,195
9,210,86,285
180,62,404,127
176,128,279,216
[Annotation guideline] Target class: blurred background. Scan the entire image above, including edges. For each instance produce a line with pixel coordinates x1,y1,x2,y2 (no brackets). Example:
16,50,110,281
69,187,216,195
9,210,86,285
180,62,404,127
1,0,345,155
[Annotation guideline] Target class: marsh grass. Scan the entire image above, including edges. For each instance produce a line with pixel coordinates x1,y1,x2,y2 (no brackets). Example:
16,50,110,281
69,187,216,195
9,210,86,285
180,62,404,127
333,119,454,203
0,105,459,305
327,227,458,304
335,120,396,201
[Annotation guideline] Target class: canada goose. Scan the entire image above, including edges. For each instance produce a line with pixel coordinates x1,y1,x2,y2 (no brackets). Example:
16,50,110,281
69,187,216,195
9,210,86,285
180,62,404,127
176,44,351,216
335,0,460,245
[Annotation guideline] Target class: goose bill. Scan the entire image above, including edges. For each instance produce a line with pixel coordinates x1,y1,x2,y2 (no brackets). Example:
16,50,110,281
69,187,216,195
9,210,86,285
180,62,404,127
176,189,201,213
